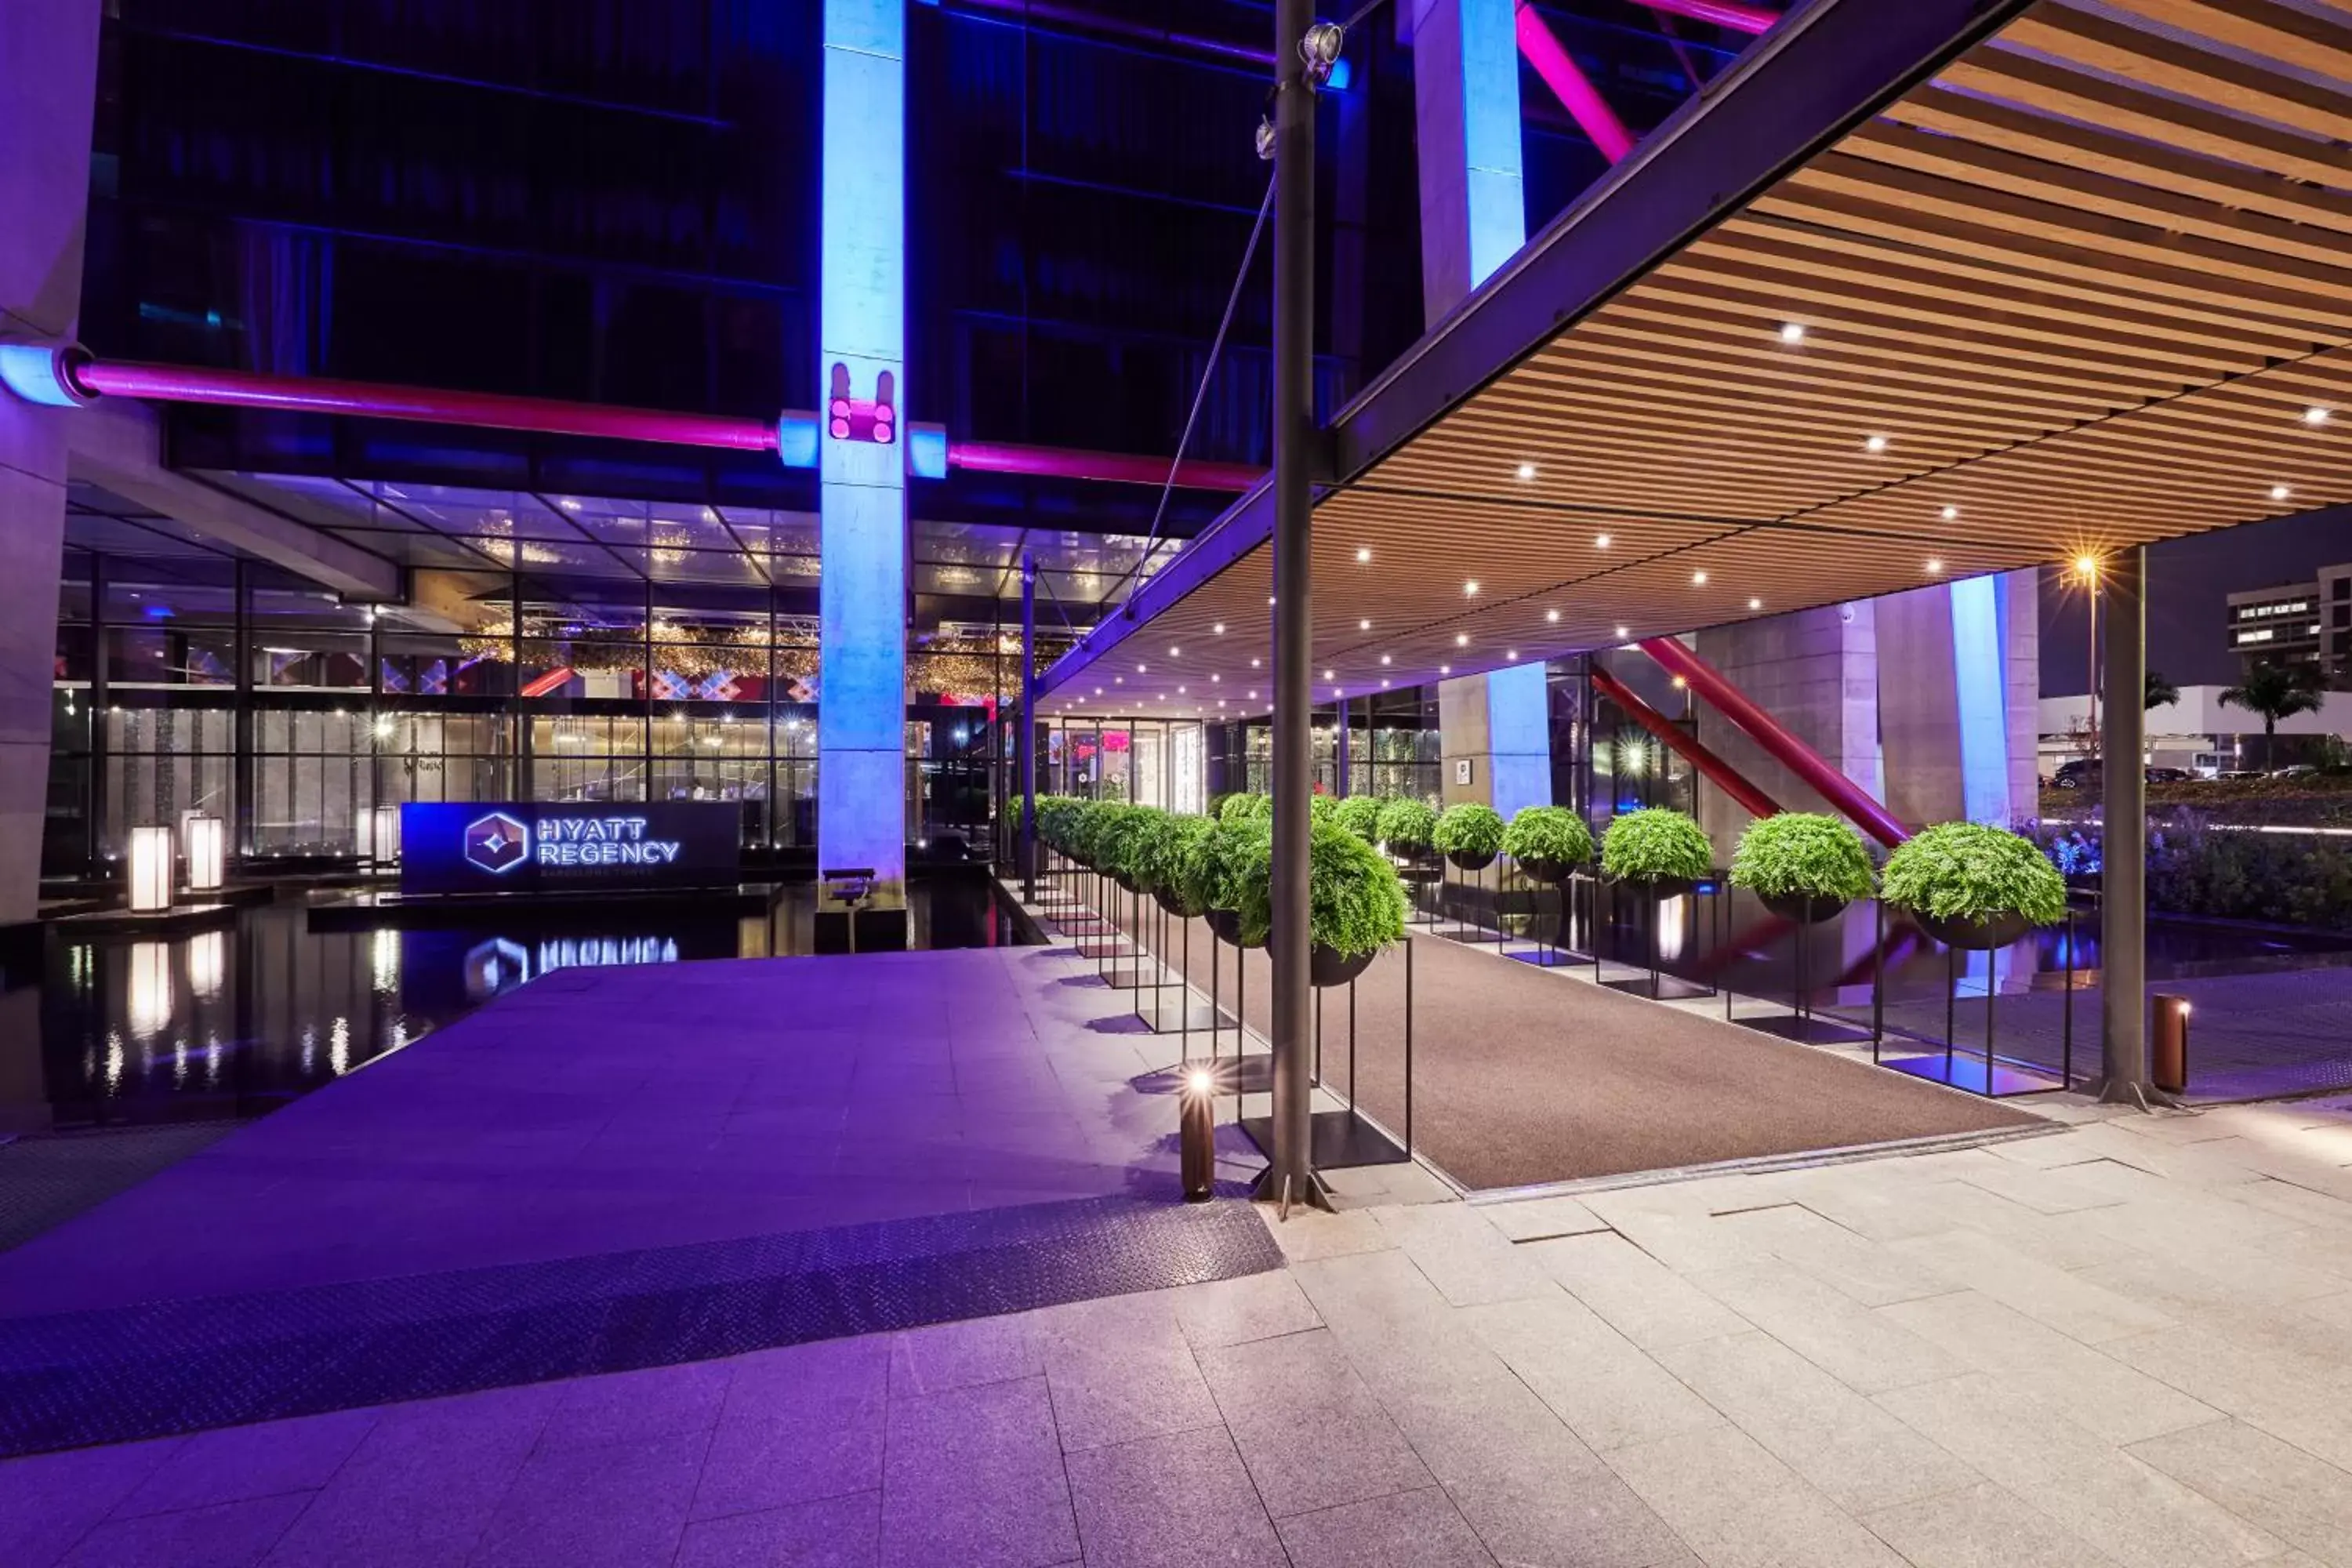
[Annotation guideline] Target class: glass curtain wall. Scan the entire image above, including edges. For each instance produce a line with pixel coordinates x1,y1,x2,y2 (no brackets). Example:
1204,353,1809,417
51,543,1076,873
1038,717,1207,811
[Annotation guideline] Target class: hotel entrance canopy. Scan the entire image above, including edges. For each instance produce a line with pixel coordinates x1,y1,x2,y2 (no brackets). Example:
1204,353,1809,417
1038,0,2352,717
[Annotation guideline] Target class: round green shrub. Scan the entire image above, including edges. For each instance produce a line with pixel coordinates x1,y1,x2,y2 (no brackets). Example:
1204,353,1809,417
1142,813,1214,902
1881,821,2067,926
1206,819,1273,946
1728,812,1875,904
1601,808,1714,884
1331,795,1385,841
1035,795,1082,855
1219,792,1272,826
1310,792,1338,826
1169,815,1236,916
1376,797,1438,853
1501,805,1594,870
1432,803,1505,859
1309,822,1409,958
1116,808,1183,894
1086,802,1150,879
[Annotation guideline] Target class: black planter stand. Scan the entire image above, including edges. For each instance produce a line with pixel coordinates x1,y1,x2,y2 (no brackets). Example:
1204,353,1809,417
1597,877,1712,1000
1730,893,1872,1045
1239,936,1412,1172
1877,907,2067,1097
1503,862,1584,969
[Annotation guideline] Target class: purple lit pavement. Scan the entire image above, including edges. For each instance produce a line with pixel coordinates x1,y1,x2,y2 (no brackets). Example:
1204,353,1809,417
16,938,2352,1563
0,946,1261,1318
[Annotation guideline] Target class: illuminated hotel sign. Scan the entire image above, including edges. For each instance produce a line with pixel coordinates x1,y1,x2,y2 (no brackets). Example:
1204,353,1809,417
401,802,740,896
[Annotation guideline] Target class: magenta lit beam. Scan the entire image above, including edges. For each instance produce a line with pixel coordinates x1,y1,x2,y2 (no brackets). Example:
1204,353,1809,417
1515,3,1634,164
1638,635,1911,847
59,356,1262,489
1641,0,1776,35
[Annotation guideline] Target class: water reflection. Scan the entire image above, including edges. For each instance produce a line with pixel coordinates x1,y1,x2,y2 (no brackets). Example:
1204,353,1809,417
5,875,1025,1132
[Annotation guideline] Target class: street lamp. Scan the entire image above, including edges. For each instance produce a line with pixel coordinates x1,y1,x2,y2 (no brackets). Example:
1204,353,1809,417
2075,555,2103,755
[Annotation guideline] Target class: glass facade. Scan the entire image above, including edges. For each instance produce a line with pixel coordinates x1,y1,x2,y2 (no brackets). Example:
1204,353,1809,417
46,524,1086,875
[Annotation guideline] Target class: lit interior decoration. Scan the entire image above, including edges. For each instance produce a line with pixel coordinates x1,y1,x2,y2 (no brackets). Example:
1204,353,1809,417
183,815,225,895
128,826,172,913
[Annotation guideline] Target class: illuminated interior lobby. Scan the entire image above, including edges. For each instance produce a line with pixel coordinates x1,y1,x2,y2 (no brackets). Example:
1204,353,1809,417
14,1,2352,1564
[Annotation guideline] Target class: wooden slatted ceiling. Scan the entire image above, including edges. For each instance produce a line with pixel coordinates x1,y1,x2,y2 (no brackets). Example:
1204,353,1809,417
1041,0,2352,722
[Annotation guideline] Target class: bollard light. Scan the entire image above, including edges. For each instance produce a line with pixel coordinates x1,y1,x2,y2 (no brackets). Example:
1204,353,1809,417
128,826,173,913
1180,1064,1224,1203
183,815,226,895
2153,993,2191,1094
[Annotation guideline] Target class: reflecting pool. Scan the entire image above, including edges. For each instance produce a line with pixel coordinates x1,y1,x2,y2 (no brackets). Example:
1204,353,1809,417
2,875,1030,1133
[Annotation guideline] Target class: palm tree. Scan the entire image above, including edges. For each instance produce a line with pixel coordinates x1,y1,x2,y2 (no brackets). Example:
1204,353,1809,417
2219,662,2326,771
2144,670,2179,711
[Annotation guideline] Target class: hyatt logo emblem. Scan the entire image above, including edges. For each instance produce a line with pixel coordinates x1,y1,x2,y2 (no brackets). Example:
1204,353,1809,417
463,811,532,875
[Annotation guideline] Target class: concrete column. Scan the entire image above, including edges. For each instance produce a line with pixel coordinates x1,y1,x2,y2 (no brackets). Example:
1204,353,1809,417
1693,605,1882,850
816,0,909,949
2098,546,2151,1103
1409,0,1524,321
1414,0,1548,810
0,0,102,925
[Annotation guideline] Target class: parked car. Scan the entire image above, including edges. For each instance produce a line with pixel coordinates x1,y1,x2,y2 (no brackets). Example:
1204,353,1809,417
2272,764,2319,779
2052,760,2191,788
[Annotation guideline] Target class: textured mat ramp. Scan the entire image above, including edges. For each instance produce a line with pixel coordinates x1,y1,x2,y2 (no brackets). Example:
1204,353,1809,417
0,1186,1277,1457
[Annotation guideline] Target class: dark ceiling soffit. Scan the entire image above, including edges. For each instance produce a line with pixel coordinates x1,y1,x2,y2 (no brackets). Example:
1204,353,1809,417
1035,0,2035,702
1329,0,2039,478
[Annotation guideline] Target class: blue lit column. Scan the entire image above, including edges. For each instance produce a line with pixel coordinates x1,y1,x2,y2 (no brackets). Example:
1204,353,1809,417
816,0,909,946
0,0,103,926
1411,0,1551,808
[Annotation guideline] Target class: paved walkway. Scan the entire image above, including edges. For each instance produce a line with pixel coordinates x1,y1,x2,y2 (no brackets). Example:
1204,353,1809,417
20,1093,2352,1563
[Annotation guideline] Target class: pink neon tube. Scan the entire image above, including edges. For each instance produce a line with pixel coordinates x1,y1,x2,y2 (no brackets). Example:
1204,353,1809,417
1640,0,1775,34
75,359,782,452
1591,665,1782,820
1637,637,1911,846
67,357,1264,489
950,441,1262,492
1515,4,1635,163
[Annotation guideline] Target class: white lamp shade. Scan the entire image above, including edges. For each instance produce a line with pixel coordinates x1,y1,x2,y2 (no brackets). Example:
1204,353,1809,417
128,826,174,913
183,815,226,894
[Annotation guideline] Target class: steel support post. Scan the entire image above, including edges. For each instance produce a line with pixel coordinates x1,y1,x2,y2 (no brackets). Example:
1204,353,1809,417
1265,0,1319,1210
1020,551,1038,900
2096,545,2154,1105
1335,695,1351,797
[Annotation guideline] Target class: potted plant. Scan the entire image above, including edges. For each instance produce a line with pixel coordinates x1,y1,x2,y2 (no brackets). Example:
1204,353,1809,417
1218,793,1272,826
1600,808,1713,897
1332,795,1384,842
1149,815,1217,917
1310,792,1339,826
1203,819,1272,949
1301,822,1409,985
1432,803,1505,873
1376,797,1438,862
1091,804,1150,891
1501,805,1594,884
1118,808,1182,901
1728,811,1874,924
1881,820,2067,949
